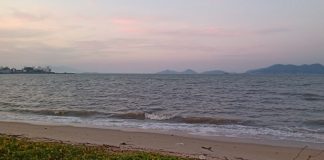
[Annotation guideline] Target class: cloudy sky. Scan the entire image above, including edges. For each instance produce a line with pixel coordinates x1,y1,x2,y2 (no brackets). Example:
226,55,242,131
0,0,323,73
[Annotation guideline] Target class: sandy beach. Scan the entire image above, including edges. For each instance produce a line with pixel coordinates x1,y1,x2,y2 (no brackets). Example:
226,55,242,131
0,121,323,160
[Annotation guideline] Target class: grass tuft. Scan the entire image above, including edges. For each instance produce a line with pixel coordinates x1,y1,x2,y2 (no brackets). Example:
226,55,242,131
0,135,190,160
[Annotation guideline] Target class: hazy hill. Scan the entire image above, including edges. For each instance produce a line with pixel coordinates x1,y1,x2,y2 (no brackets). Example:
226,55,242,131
156,69,179,74
201,70,228,75
156,69,197,74
181,69,197,74
247,64,324,74
156,69,229,74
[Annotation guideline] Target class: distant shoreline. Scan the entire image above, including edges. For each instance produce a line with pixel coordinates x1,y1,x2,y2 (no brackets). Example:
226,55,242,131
0,72,75,75
0,73,55,74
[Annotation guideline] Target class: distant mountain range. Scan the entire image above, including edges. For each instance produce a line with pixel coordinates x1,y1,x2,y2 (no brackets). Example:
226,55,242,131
156,64,324,75
247,64,324,74
156,69,228,75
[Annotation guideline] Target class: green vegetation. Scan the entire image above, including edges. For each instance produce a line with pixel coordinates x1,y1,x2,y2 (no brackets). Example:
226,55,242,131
0,135,189,160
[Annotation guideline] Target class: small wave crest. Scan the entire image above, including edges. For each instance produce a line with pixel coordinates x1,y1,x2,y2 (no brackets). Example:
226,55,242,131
171,116,243,125
111,112,146,120
280,92,323,101
111,112,176,121
305,119,324,126
10,109,106,118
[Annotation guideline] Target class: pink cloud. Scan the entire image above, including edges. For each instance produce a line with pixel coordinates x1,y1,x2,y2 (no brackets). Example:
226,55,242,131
111,17,146,34
110,17,235,36
111,18,139,25
147,26,243,38
203,27,242,36
143,25,289,38
12,10,49,21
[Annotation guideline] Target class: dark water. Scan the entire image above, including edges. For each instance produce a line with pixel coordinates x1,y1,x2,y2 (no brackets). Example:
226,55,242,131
0,74,324,144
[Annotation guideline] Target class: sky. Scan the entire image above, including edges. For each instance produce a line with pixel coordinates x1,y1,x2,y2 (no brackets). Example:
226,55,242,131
0,0,323,73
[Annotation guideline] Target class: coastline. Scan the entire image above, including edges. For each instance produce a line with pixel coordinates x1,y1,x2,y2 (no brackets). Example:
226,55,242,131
0,121,323,160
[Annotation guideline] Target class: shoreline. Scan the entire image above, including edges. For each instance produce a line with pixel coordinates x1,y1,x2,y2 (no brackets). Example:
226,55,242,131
0,121,323,160
1,118,323,150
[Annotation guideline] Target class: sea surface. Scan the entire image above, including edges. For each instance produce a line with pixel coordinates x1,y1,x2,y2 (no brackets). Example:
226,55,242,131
0,74,324,144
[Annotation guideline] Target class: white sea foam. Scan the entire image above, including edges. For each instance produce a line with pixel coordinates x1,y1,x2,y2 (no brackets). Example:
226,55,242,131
144,113,174,120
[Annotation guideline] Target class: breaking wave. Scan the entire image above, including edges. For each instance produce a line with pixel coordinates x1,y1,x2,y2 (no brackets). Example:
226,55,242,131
9,109,107,118
110,112,245,125
11,109,246,126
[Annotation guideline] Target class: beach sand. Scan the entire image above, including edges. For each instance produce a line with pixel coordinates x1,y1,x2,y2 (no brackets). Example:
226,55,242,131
0,121,323,160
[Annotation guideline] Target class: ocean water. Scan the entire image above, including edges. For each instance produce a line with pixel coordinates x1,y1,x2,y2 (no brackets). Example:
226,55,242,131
0,74,324,144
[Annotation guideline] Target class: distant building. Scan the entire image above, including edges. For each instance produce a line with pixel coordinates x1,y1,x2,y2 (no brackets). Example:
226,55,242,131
0,67,11,74
0,66,53,74
10,68,16,73
23,67,35,73
43,66,51,73
15,70,23,73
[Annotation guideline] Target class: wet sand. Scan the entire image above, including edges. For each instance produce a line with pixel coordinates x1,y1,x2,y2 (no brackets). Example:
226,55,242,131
0,121,323,160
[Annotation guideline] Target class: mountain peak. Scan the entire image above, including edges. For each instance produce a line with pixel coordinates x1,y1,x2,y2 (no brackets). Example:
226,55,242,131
182,69,197,74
